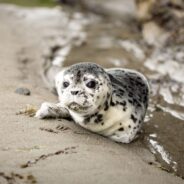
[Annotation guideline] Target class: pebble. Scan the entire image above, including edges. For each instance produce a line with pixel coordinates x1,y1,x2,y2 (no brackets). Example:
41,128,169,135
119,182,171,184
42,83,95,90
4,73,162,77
15,87,31,96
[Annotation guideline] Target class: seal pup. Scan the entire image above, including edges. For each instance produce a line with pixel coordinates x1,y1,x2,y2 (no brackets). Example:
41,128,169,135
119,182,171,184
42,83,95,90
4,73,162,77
36,62,149,143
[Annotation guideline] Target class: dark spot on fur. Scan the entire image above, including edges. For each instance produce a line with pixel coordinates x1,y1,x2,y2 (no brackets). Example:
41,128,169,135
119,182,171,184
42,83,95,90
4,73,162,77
95,114,103,123
119,89,125,95
137,103,141,108
123,107,127,111
128,99,133,104
116,93,121,98
128,125,131,128
97,114,103,119
128,92,133,97
120,101,126,106
107,93,110,98
85,117,91,123
98,105,101,109
131,114,137,123
118,127,124,131
137,76,142,80
111,101,115,106
116,101,120,105
104,100,109,111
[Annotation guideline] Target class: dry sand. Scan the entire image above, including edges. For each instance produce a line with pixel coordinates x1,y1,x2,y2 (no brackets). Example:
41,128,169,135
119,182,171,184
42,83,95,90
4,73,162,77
0,4,183,184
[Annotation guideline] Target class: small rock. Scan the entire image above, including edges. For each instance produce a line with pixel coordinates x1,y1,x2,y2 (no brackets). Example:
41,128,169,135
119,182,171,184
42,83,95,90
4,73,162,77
15,87,31,96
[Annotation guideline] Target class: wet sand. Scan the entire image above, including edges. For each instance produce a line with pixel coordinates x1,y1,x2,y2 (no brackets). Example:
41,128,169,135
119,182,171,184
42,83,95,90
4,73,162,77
0,3,183,184
43,2,184,177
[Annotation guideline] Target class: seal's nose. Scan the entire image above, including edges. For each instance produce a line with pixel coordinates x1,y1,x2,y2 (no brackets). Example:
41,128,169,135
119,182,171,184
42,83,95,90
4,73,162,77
71,90,79,95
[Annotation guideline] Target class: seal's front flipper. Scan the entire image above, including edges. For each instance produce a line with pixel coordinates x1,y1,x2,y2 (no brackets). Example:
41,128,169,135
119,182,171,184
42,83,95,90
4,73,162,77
35,102,70,119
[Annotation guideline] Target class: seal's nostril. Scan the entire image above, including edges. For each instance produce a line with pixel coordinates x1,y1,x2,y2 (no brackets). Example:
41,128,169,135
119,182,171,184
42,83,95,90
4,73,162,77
71,91,79,95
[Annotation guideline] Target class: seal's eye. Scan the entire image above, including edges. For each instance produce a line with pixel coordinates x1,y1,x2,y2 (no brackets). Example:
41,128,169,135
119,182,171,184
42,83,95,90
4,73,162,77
86,80,96,89
63,81,69,88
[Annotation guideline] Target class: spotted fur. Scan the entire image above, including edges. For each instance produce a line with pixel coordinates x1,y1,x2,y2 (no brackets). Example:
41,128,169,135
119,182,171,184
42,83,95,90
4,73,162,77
36,62,149,143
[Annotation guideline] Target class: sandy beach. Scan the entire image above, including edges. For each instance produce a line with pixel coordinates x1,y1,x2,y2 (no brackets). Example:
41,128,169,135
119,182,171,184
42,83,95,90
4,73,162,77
0,3,183,184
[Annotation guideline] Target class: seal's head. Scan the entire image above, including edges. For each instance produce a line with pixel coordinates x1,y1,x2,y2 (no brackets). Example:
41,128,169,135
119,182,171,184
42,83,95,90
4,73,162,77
55,62,112,115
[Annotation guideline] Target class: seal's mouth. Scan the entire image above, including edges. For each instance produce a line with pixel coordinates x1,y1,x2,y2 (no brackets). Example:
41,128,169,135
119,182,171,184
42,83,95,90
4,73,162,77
68,102,90,112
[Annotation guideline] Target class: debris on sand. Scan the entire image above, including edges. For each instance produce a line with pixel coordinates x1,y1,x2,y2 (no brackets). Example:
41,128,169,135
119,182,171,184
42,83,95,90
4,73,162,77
20,146,77,168
16,104,37,117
